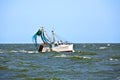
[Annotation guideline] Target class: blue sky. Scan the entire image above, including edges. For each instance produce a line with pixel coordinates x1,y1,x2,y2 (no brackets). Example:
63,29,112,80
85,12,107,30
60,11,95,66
0,0,120,43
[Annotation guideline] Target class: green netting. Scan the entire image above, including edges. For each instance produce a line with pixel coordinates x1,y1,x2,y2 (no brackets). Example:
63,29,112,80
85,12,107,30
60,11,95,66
32,29,51,49
32,29,42,49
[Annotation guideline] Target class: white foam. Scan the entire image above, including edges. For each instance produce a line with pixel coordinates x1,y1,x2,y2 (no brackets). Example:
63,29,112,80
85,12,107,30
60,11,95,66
9,50,39,53
109,58,113,61
99,46,107,49
55,54,68,58
19,50,27,53
107,44,110,46
27,51,38,53
72,56,91,59
54,54,91,60
109,58,118,61
82,56,91,59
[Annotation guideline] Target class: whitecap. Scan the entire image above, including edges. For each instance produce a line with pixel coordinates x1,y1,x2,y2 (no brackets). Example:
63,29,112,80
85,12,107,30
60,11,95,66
10,50,38,53
55,54,68,58
54,54,92,60
99,46,107,49
82,56,91,59
27,51,38,53
107,44,110,46
109,58,118,61
73,56,91,59
109,58,113,61
19,50,27,53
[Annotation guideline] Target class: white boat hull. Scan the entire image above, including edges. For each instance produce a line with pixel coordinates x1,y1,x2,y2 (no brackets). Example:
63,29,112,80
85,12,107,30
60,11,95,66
42,44,74,52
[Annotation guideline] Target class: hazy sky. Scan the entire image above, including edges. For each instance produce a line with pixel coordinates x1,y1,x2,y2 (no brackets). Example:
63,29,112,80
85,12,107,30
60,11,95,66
0,0,120,43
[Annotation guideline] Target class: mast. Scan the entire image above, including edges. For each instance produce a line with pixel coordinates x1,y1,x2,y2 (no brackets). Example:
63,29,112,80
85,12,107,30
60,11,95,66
52,30,55,43
40,27,51,44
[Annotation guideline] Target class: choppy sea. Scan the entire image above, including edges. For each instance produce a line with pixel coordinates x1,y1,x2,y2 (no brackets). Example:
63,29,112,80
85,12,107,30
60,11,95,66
0,43,120,80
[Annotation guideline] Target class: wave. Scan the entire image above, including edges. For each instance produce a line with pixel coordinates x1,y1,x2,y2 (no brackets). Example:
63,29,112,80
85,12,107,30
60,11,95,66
0,49,39,54
99,46,108,49
74,51,97,55
54,54,68,58
109,58,119,61
54,54,92,60
11,50,39,53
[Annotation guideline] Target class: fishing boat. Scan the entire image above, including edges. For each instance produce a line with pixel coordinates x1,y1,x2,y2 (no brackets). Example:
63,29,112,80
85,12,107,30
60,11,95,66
32,27,74,52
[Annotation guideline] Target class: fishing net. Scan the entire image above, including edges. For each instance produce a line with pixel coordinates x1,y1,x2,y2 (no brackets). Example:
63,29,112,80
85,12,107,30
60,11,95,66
32,29,51,49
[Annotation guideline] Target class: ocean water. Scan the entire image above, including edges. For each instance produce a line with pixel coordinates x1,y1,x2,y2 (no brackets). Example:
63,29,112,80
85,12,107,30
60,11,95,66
0,43,120,80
